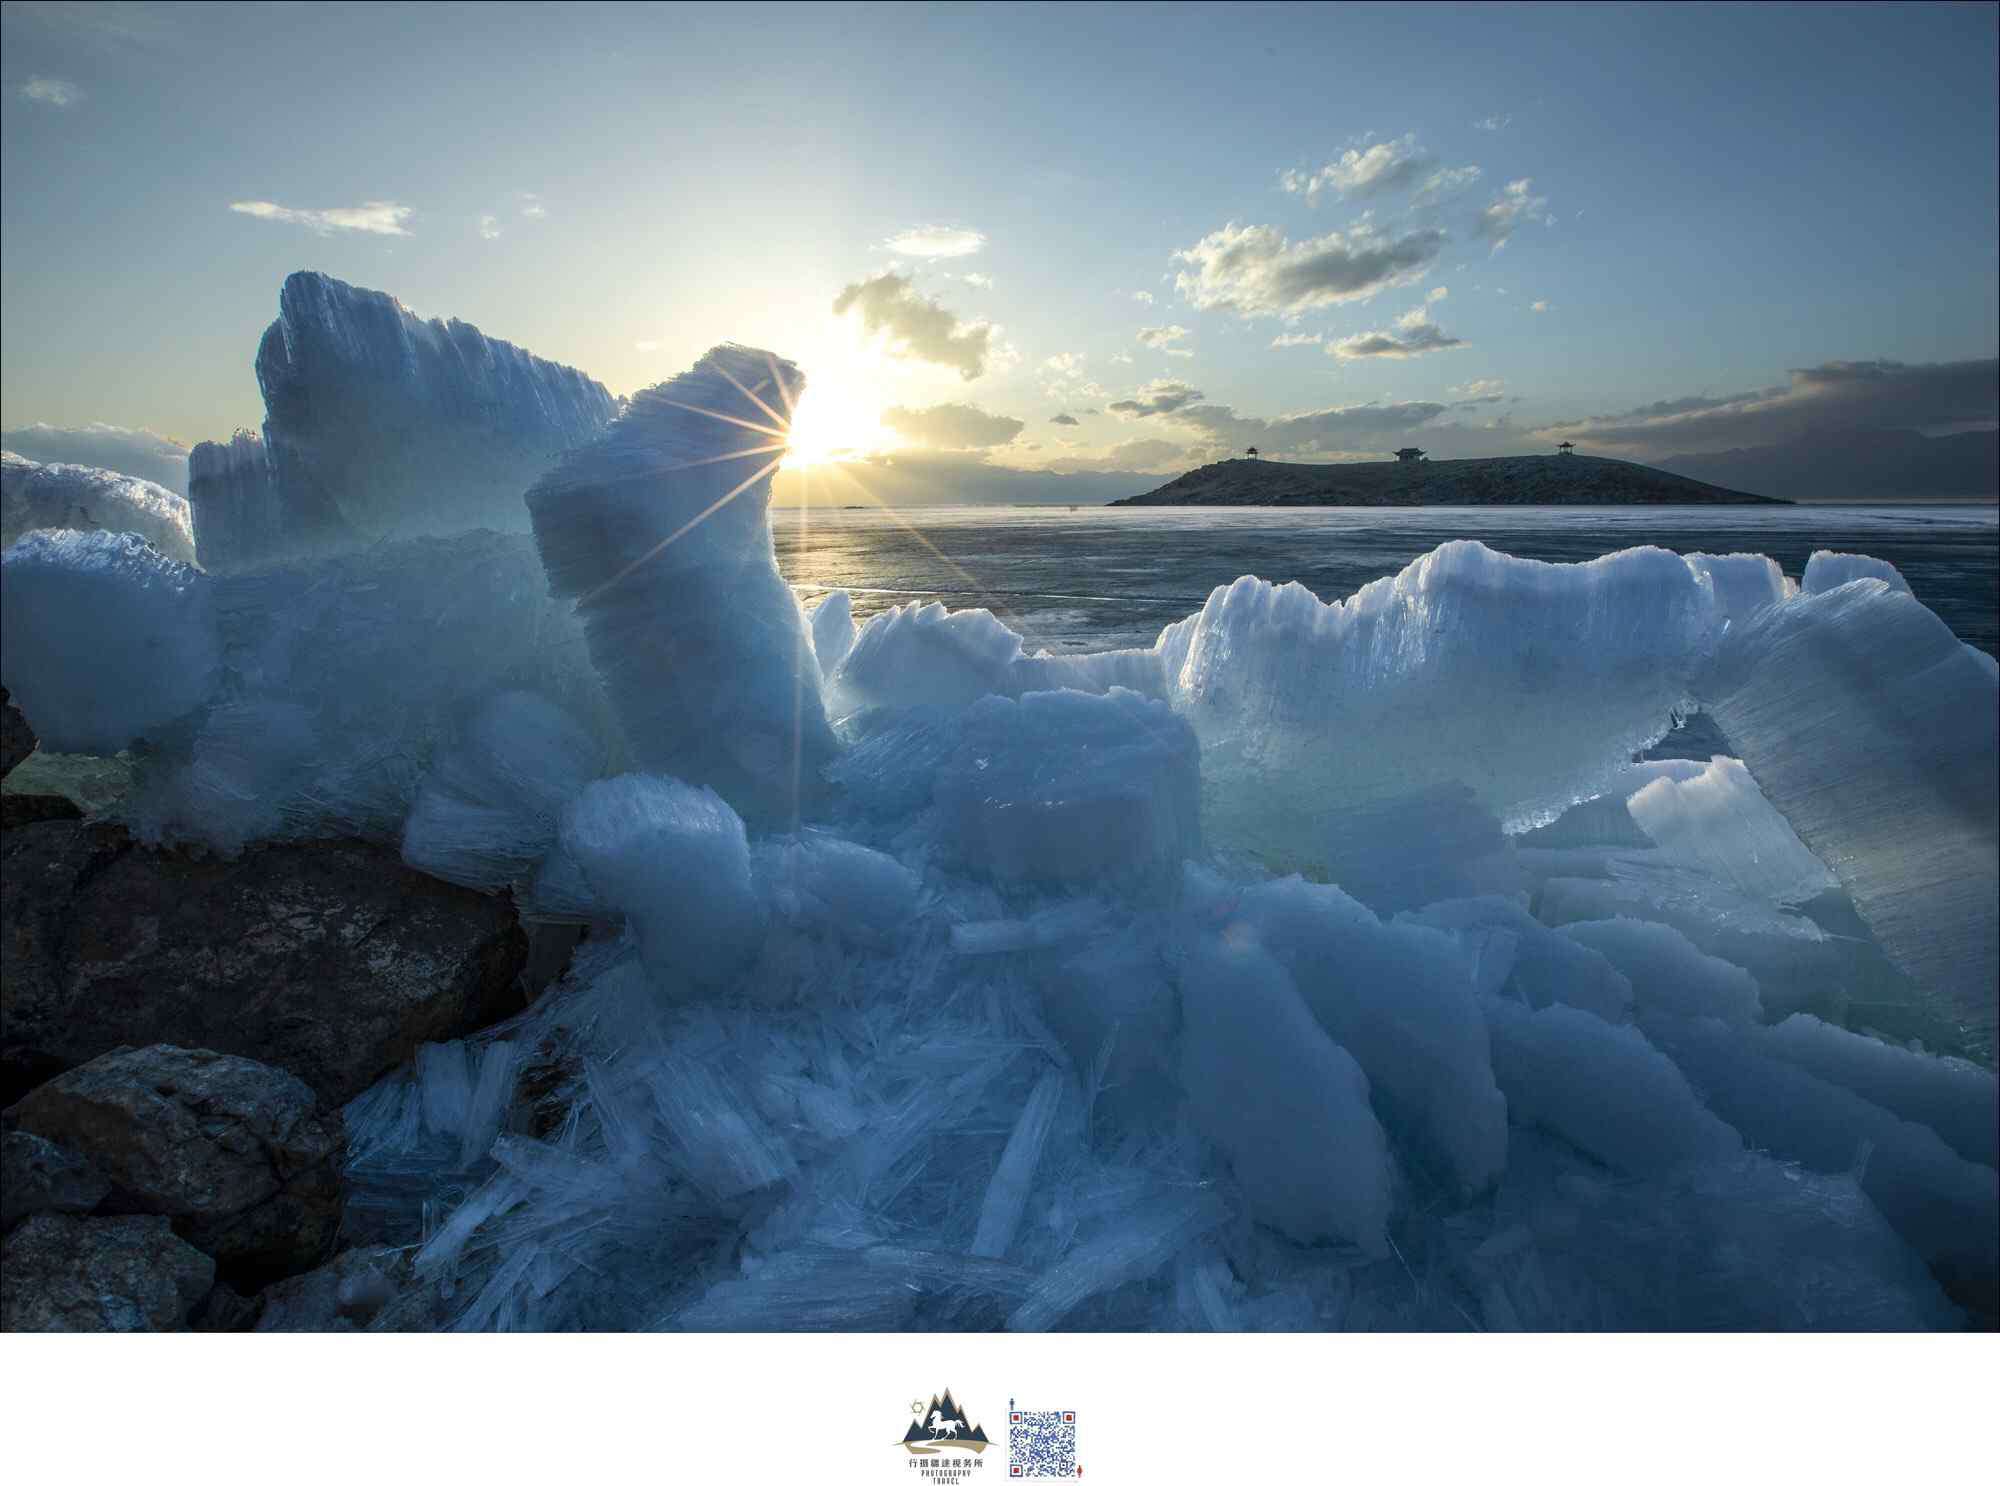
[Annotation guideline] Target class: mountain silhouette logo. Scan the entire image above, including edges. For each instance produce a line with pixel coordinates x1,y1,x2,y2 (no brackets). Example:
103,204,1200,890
898,1388,991,1455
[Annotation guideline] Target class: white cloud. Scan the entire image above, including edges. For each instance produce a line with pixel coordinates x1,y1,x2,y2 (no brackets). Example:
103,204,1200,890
1281,132,1430,203
1478,178,1549,252
1417,165,1483,199
518,193,547,220
1426,285,1449,303
961,272,993,289
21,77,82,108
1451,378,1507,399
1131,290,1155,305
1330,307,1466,360
1473,114,1511,132
229,199,414,236
1108,379,1204,419
1043,352,1084,373
1161,398,1450,457
1270,332,1323,348
1136,324,1191,350
478,214,501,241
1532,299,1550,312
882,401,1025,449
882,224,987,258
832,271,992,380
1173,220,1446,319
1110,351,1134,365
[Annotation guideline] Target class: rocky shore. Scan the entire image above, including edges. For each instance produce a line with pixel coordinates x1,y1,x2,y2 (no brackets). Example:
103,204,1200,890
1113,453,1785,506
0,688,570,1330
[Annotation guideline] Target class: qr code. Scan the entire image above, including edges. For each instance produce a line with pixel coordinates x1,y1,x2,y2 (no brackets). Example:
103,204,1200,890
1008,1409,1077,1478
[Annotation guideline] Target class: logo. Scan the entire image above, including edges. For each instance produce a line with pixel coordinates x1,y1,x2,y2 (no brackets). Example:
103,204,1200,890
899,1390,990,1480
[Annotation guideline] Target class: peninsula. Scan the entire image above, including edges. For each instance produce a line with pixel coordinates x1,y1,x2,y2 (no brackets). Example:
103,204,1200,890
1112,453,1787,506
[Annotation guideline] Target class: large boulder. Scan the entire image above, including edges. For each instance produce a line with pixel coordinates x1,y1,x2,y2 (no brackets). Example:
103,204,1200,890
1,686,33,777
1,822,528,1105
0,1130,110,1232
8,1045,344,1279
252,1244,408,1332
1,1214,214,1331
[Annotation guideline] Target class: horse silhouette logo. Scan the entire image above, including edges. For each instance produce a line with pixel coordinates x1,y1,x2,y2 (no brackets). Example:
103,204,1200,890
898,1389,990,1455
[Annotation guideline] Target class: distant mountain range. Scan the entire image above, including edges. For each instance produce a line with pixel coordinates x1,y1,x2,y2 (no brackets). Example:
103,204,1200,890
1657,429,1997,502
1115,453,1781,506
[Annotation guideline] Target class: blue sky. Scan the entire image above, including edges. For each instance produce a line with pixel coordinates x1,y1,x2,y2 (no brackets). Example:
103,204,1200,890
3,0,1995,486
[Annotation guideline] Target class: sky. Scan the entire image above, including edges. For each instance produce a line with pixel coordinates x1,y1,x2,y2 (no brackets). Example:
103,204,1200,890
2,0,1996,498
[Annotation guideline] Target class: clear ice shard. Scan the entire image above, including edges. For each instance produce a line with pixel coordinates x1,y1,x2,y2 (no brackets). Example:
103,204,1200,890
1697,576,1999,1052
525,345,835,824
1155,542,1720,856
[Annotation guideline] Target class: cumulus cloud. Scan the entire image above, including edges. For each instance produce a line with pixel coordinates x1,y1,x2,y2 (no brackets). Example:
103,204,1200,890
1136,325,1191,350
1050,413,1080,426
0,422,191,494
21,77,82,107
1426,285,1449,303
1532,299,1550,312
1173,220,1446,319
1110,351,1134,365
832,271,992,380
882,224,987,258
1450,378,1508,406
1330,306,1465,360
478,214,501,240
1162,398,1449,457
881,401,1025,449
1270,332,1324,348
1478,178,1548,251
1108,379,1205,419
961,272,993,289
1281,133,1430,203
1537,358,2000,456
1043,352,1083,373
1131,290,1155,305
1473,114,1511,131
229,199,413,236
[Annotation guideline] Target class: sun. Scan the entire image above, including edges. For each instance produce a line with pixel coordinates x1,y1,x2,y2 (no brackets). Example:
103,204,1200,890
781,376,889,468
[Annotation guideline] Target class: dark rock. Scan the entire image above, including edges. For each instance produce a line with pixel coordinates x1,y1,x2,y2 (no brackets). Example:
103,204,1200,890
1,687,34,778
253,1244,407,1331
1,1213,214,1331
190,1280,262,1333
1,793,83,830
521,921,586,1002
1,820,528,1106
0,1129,110,1231
8,1044,344,1280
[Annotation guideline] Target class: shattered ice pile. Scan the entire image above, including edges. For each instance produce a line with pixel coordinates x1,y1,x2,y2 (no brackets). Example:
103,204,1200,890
4,299,1994,1332
2,450,196,563
525,344,835,825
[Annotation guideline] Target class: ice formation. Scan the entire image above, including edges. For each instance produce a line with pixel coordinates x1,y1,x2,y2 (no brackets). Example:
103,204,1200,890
0,529,217,753
257,272,618,545
1698,575,1999,1041
526,345,835,826
0,421,191,495
4,294,1994,1332
2,450,196,563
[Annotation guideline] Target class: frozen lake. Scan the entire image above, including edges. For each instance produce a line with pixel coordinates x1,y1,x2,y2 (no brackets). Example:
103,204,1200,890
774,503,2000,657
